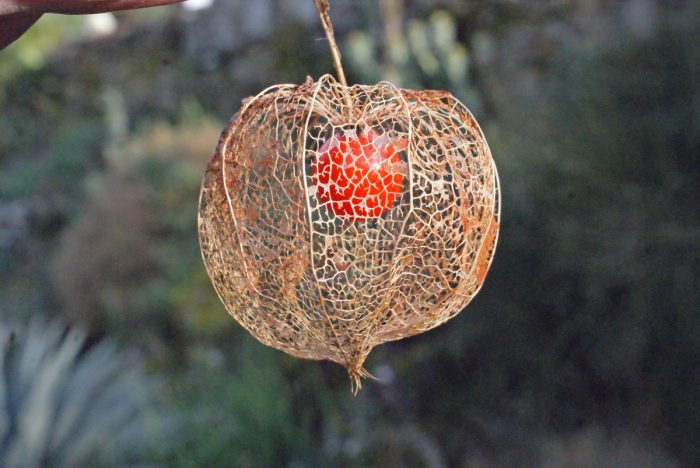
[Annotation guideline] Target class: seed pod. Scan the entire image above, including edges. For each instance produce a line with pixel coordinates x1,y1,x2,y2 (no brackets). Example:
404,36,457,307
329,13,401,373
198,75,500,392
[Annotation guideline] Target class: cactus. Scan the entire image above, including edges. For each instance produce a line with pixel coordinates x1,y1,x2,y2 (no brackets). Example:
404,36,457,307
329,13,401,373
346,7,480,111
0,318,169,467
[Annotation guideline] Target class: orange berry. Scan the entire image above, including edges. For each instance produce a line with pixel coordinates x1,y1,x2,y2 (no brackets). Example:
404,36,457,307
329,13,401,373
313,130,405,220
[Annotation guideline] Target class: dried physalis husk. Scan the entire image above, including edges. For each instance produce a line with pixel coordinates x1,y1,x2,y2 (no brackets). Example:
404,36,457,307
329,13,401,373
198,75,499,392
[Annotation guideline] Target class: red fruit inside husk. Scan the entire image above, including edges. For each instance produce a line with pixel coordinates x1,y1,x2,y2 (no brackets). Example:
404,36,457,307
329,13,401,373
313,130,405,220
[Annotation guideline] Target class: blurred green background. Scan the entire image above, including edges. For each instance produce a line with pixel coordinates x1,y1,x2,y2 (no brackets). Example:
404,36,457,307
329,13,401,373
1,0,698,466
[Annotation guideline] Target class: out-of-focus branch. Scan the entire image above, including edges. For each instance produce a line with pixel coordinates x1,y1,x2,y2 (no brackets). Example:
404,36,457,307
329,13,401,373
0,12,41,49
0,0,184,50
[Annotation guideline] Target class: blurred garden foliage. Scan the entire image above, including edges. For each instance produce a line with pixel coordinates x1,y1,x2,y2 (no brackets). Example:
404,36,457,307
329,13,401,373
0,319,169,467
0,0,698,466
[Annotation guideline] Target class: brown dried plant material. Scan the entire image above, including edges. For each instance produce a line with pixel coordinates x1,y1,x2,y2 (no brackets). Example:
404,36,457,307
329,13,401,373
198,75,500,393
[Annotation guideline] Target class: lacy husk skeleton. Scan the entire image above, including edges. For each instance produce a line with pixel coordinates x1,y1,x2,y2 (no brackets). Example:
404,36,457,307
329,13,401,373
198,1,499,392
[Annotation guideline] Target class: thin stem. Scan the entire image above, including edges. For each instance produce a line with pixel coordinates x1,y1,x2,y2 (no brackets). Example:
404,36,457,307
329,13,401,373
313,0,348,88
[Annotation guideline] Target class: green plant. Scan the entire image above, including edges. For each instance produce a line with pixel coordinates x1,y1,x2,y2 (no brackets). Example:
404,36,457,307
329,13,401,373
346,8,479,109
0,318,171,467
168,344,316,467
